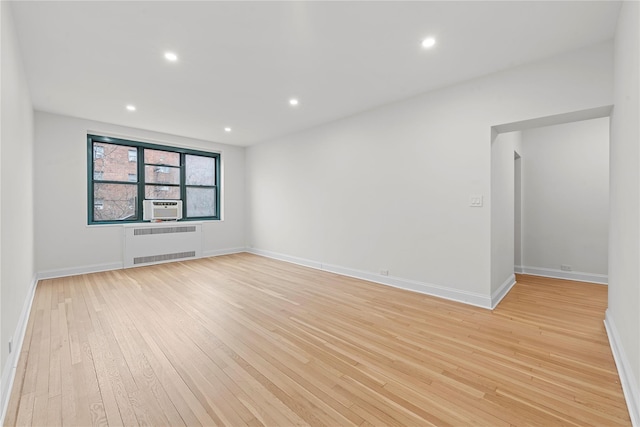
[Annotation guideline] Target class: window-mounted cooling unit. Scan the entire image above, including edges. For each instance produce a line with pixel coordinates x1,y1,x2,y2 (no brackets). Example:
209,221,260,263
143,200,183,221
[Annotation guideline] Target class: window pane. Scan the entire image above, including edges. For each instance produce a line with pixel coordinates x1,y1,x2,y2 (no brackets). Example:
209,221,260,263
185,155,215,186
145,185,180,200
145,165,180,184
93,142,137,182
187,187,216,217
94,146,105,159
93,183,137,221
144,149,179,166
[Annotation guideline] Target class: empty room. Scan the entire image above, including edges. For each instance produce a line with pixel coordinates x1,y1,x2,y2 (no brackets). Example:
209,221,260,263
1,1,638,426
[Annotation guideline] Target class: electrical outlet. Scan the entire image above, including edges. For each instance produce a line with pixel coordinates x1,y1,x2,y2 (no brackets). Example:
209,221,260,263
469,195,483,207
380,270,389,276
561,264,572,272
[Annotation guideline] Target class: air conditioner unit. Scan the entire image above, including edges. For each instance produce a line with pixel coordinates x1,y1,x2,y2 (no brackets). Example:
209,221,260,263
143,200,183,221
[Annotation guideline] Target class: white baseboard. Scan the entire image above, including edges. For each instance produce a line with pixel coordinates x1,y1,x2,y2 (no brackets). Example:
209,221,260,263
37,248,247,280
202,247,246,258
247,248,492,309
248,247,323,270
516,265,608,285
491,274,516,309
0,274,39,425
37,261,124,280
604,310,639,427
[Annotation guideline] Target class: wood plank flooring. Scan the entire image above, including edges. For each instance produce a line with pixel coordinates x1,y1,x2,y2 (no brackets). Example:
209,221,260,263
4,253,630,426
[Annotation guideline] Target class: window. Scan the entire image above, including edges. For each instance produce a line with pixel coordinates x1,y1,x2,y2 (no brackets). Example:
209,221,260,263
185,154,217,217
87,134,220,224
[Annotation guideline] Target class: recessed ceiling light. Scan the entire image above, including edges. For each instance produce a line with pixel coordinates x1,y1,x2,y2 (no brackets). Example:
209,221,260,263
289,98,299,106
421,37,436,49
224,127,232,132
126,105,136,111
164,52,178,62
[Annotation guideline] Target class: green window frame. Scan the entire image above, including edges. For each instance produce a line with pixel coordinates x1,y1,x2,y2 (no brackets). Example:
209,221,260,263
87,134,220,224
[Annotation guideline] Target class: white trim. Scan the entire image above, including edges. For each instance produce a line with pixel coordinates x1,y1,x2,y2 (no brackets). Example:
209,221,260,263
202,247,246,258
122,220,205,229
604,310,640,427
323,261,492,309
0,275,39,425
37,262,124,280
247,248,492,309
517,266,607,284
248,248,323,270
491,273,516,309
37,248,246,280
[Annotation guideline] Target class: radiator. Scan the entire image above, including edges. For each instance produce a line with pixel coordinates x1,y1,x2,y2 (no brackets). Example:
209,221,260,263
123,223,202,268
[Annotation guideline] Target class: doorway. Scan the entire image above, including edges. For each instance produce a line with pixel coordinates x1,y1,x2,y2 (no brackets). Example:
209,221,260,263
490,106,611,306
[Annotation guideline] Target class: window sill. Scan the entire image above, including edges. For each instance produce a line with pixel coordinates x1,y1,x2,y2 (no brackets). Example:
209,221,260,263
86,219,222,228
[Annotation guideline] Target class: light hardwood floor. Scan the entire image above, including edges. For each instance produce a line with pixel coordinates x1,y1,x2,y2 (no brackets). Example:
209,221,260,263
4,253,630,426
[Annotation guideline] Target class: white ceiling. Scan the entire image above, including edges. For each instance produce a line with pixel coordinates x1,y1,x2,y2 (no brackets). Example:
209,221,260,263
10,1,621,147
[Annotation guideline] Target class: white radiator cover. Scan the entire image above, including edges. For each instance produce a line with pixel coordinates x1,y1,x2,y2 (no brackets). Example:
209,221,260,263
123,222,202,268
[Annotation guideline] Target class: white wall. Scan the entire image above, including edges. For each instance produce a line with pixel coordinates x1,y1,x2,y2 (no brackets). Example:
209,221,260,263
514,154,522,267
34,112,245,276
519,118,609,282
246,41,614,306
607,1,640,424
491,131,521,296
0,0,35,409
